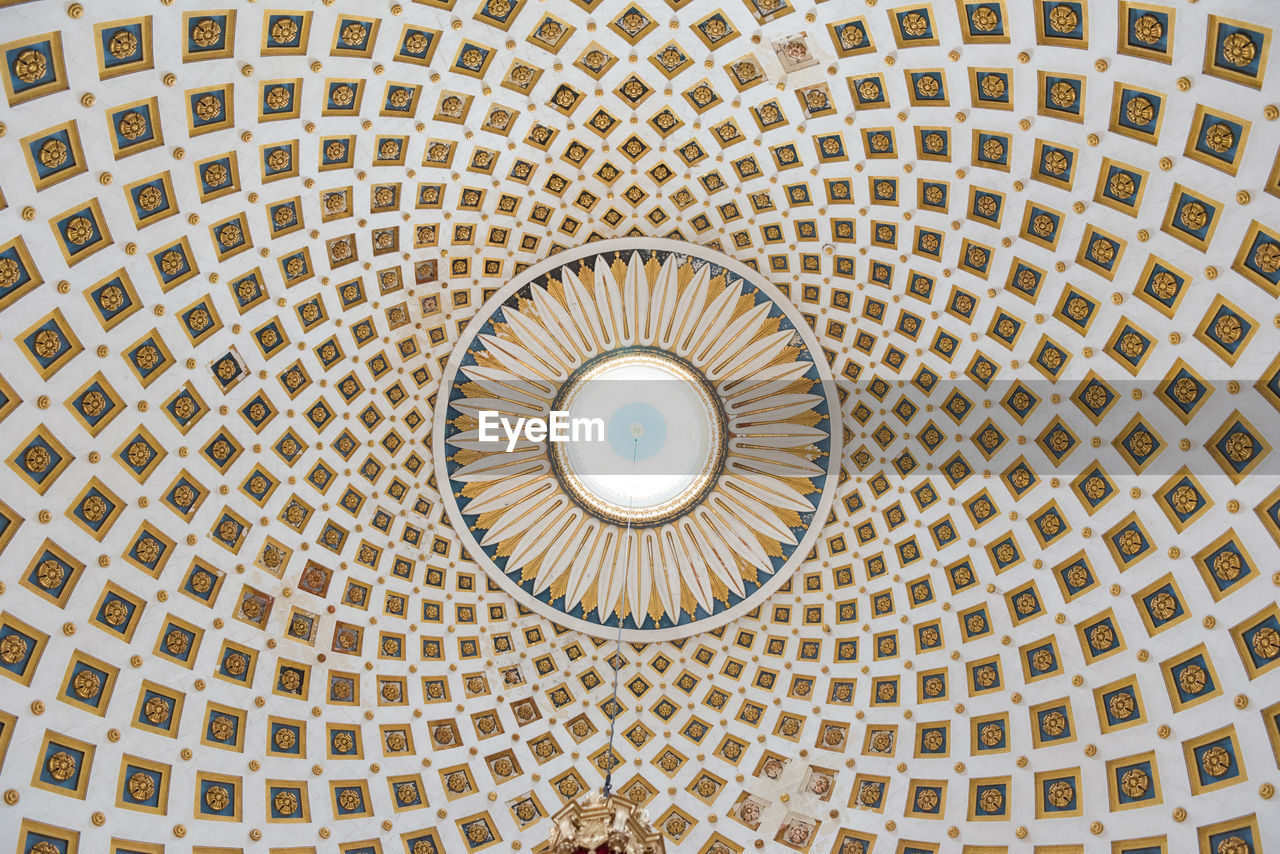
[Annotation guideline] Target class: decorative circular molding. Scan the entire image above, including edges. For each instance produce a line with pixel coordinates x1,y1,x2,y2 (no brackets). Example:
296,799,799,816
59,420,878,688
548,345,728,528
435,238,842,639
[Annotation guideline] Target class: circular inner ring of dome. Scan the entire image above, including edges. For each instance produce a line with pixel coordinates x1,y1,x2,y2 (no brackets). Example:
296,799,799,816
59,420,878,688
548,345,728,527
435,238,842,639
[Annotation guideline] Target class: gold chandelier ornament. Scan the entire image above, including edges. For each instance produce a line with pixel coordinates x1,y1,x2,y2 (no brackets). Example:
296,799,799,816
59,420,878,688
546,792,666,854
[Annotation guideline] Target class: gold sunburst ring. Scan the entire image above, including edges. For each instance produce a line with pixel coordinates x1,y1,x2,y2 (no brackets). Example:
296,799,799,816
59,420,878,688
435,239,840,639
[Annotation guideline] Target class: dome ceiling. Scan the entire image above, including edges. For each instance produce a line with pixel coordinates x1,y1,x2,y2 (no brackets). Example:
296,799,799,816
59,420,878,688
0,0,1277,853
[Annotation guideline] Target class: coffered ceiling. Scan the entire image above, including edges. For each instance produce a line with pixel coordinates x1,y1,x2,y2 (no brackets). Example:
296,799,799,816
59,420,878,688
0,1,1277,852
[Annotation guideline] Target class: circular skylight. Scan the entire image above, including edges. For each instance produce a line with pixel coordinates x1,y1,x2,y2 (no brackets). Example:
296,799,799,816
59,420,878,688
551,347,727,527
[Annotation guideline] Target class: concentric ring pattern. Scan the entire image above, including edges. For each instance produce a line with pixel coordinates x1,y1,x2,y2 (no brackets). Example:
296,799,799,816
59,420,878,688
0,1,1277,853
436,240,839,639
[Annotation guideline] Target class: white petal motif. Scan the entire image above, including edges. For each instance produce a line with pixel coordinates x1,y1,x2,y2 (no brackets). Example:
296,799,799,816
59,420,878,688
437,241,838,636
